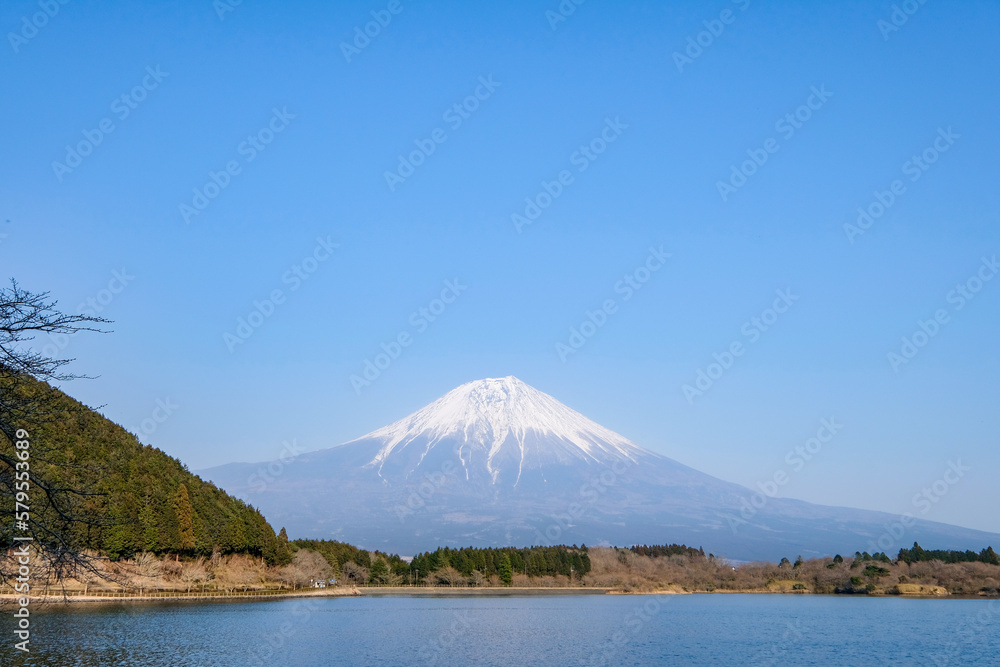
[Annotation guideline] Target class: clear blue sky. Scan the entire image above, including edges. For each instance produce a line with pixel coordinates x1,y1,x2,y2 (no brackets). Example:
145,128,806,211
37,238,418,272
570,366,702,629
2,0,997,534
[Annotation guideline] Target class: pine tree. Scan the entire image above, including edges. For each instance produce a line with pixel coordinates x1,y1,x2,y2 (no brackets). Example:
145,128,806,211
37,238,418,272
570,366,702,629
174,483,195,553
980,546,999,565
103,507,134,560
138,504,160,552
499,552,513,586
370,558,389,584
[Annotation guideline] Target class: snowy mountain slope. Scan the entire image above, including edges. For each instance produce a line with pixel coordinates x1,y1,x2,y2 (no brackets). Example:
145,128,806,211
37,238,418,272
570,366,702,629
356,376,650,486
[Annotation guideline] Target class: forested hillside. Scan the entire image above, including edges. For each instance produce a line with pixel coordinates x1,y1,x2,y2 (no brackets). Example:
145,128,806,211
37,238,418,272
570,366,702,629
0,379,288,564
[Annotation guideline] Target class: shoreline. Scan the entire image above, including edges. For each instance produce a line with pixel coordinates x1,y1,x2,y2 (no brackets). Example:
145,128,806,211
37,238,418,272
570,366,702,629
360,586,609,597
0,588,359,605
0,587,609,606
3,586,995,606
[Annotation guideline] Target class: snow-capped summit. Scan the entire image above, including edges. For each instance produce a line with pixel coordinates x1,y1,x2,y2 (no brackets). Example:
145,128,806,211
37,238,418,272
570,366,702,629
354,376,650,485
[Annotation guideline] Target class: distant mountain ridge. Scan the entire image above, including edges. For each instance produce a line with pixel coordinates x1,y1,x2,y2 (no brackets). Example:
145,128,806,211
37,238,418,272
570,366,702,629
202,377,1000,561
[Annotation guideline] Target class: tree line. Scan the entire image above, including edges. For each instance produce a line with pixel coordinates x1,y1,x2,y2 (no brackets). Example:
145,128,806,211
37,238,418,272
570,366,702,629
629,543,706,559
410,545,591,585
896,542,999,565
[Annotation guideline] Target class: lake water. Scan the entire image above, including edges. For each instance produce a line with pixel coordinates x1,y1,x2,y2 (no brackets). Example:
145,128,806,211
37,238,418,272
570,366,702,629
3,593,998,666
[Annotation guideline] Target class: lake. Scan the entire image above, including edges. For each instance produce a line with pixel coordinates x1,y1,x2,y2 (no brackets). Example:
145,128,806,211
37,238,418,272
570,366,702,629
3,593,998,665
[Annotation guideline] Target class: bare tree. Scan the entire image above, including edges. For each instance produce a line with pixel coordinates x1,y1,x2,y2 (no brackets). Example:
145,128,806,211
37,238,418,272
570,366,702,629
433,566,465,587
1,279,110,586
279,550,334,589
339,560,368,586
213,554,267,593
178,557,210,593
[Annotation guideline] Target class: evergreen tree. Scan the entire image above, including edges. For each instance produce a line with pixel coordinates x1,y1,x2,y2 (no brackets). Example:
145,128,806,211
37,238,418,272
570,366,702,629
499,552,513,586
369,558,389,584
103,507,134,560
273,527,292,564
138,503,160,552
174,483,195,553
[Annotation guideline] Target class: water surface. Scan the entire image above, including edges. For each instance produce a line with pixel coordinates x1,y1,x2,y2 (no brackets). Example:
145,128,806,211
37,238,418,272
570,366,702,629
2,593,998,665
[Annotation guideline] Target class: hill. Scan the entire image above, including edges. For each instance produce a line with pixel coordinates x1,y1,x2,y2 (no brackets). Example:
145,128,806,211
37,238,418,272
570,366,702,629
0,378,288,565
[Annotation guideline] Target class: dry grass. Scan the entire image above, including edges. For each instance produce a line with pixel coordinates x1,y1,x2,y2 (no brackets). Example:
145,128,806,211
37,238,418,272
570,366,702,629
0,551,292,596
580,548,1000,596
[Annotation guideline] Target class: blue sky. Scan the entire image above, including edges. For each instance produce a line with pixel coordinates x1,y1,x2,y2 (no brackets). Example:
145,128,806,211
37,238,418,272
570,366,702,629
2,0,998,534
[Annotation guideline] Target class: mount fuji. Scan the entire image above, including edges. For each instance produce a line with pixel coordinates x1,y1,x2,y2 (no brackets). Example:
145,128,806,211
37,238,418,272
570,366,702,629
201,377,999,561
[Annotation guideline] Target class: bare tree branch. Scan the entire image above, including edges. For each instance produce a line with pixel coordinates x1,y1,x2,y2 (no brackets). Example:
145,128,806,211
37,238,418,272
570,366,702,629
1,278,112,585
